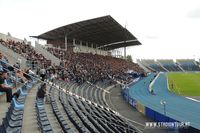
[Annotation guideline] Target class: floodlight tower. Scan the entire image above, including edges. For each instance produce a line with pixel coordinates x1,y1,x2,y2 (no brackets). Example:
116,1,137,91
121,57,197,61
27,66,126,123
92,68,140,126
160,100,166,116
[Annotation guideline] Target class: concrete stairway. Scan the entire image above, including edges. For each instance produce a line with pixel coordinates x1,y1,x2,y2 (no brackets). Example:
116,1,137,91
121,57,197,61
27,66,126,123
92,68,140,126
45,104,63,133
0,102,10,125
22,84,40,133
21,83,66,133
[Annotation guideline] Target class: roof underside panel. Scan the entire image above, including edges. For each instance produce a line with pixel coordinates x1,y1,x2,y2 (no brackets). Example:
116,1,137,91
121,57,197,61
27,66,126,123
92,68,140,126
35,15,141,50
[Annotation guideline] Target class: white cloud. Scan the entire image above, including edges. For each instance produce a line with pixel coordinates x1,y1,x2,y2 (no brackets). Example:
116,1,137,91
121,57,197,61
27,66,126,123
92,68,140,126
188,8,200,19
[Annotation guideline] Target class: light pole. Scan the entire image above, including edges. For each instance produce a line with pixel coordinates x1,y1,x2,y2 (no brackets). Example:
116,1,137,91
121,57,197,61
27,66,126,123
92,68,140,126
160,100,168,133
160,100,166,116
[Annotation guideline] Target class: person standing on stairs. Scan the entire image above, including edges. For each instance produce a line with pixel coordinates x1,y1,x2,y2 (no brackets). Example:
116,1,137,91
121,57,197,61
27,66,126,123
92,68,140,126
39,67,46,81
37,83,47,100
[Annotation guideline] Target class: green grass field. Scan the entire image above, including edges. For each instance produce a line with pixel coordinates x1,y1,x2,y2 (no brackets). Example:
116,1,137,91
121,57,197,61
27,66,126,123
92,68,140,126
167,72,200,96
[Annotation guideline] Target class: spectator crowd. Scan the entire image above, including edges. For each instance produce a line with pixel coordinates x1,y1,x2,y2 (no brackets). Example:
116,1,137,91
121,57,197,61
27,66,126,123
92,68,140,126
0,51,36,102
0,39,51,68
0,39,145,85
46,47,145,84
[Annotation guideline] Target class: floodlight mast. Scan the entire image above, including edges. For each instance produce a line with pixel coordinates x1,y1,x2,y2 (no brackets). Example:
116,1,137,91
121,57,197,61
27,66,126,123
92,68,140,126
160,100,166,116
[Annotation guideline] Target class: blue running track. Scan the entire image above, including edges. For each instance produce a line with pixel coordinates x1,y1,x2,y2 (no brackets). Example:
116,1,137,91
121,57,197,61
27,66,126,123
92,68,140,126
128,73,200,130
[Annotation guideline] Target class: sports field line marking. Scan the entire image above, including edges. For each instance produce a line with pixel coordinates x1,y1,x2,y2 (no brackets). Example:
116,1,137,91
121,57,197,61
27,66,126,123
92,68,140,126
173,80,181,95
166,74,181,94
148,72,160,93
186,97,200,103
177,87,181,95
166,74,171,91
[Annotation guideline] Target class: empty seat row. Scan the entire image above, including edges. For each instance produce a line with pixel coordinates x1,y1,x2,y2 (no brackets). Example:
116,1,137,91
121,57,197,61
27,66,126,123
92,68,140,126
0,81,34,133
59,91,89,133
72,97,110,133
60,80,108,108
59,87,138,133
35,99,54,133
68,96,101,133
47,80,138,133
0,97,24,133
49,87,72,133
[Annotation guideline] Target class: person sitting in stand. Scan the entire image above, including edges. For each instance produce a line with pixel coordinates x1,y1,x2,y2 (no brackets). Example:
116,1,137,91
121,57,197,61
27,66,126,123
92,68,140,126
0,70,15,102
16,70,27,83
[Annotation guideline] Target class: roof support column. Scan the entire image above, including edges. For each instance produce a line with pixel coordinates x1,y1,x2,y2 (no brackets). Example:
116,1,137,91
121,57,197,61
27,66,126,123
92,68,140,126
105,48,108,56
65,35,68,51
95,44,97,54
80,41,82,52
100,48,102,55
124,47,126,59
80,41,82,46
91,43,93,54
73,38,75,46
72,38,76,52
86,42,89,53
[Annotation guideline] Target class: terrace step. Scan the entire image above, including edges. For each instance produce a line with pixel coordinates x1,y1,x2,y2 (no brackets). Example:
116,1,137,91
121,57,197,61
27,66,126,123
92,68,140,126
22,84,40,133
45,103,64,133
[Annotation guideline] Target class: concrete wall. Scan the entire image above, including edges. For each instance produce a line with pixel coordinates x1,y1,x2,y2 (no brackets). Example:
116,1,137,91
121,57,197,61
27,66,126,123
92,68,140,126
0,32,24,43
136,60,151,73
0,43,27,69
73,45,108,56
35,43,61,66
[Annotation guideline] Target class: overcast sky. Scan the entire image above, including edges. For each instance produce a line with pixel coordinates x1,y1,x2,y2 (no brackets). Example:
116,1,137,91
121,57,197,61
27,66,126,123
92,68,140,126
0,0,200,61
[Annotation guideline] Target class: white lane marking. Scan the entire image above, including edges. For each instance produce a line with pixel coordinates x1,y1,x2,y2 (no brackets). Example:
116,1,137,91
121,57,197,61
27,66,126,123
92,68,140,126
186,97,200,103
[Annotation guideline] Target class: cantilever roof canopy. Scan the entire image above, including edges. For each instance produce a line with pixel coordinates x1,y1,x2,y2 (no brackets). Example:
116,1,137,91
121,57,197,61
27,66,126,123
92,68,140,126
32,15,141,50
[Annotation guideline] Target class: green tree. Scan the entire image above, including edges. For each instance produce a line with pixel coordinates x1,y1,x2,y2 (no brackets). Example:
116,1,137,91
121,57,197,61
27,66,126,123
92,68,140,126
126,55,133,62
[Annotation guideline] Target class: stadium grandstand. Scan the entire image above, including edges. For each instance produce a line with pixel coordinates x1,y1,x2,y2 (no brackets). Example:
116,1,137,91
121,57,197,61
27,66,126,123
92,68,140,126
1,14,200,133
176,59,200,71
137,59,167,72
156,60,182,72
138,59,200,72
0,16,149,133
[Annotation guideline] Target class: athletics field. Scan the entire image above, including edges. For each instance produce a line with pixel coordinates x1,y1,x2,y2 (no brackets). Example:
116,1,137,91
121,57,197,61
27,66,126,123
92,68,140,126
167,72,200,96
